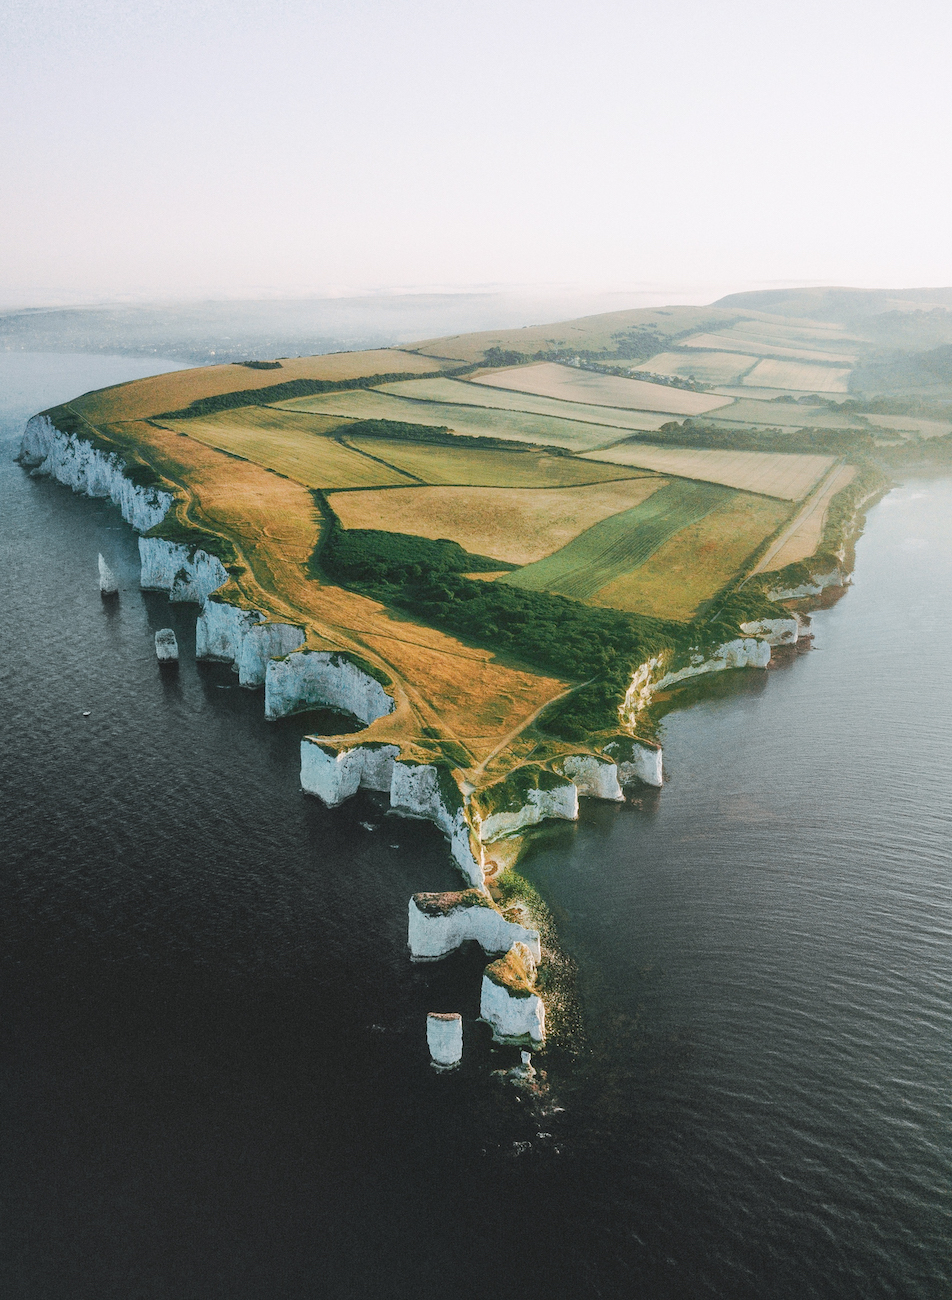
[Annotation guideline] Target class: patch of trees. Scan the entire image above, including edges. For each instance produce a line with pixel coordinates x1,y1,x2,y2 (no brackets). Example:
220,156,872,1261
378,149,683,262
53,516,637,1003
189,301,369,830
236,360,283,370
341,418,569,455
632,420,877,456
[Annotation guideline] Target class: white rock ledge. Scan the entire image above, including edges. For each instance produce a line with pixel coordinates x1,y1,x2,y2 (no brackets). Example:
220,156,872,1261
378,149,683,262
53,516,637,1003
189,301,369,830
408,890,541,963
480,943,545,1046
622,637,772,718
739,617,800,647
155,628,179,662
300,740,400,807
265,650,394,724
197,598,305,687
139,537,229,604
19,415,173,532
98,554,118,595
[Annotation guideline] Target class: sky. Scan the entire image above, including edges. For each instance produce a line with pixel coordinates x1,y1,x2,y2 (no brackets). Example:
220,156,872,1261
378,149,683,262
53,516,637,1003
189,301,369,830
3,0,952,307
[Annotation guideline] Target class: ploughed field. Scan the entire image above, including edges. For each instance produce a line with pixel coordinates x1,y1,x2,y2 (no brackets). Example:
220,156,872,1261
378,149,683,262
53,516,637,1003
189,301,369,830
51,302,876,765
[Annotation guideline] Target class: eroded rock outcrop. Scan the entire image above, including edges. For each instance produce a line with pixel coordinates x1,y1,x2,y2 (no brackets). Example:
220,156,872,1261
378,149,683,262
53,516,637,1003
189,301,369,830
98,554,118,596
19,415,173,532
426,1012,463,1067
603,736,663,788
470,765,579,843
408,889,541,962
196,597,305,687
138,537,229,604
300,739,400,807
265,650,394,724
765,567,845,601
480,942,545,1046
558,754,624,801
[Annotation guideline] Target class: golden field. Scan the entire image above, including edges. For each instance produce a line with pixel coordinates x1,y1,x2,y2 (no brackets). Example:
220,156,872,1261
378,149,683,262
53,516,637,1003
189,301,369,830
73,349,445,423
754,464,857,571
375,375,675,432
328,478,664,566
588,492,791,619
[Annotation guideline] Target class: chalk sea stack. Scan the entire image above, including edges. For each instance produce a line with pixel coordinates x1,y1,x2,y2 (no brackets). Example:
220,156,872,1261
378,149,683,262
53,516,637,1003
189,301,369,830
97,554,118,596
426,1013,463,1068
155,628,179,662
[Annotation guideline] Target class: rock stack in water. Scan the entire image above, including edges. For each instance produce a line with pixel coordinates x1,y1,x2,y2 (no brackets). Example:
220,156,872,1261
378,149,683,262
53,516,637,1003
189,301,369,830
98,554,118,596
426,1013,463,1068
155,628,179,663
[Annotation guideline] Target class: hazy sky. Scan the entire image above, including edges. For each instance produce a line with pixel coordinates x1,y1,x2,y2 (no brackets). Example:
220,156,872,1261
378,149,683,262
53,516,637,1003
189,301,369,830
3,0,951,306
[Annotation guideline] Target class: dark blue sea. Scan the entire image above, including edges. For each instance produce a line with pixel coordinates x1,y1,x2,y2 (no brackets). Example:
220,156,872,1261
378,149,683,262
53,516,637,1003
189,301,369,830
1,354,949,1299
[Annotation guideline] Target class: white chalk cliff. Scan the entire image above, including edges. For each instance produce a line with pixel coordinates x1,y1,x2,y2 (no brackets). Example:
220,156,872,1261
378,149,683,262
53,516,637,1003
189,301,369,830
20,415,173,533
622,636,772,720
739,617,800,646
155,628,179,662
408,890,541,963
602,737,664,788
265,650,394,724
390,760,484,886
471,770,579,843
138,537,230,604
558,754,624,801
196,598,305,687
479,943,545,1046
300,739,400,807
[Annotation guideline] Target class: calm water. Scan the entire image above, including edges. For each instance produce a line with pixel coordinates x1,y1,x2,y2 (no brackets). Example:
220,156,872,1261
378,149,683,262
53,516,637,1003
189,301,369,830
1,355,949,1300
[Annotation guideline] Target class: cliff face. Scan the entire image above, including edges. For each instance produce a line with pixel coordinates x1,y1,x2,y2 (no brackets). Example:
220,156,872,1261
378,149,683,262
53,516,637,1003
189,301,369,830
138,537,230,604
19,415,172,533
196,599,305,687
622,636,773,720
739,617,800,646
300,740,400,807
408,890,542,962
390,761,484,886
480,942,545,1046
558,754,624,801
471,768,579,843
265,651,394,724
603,736,663,788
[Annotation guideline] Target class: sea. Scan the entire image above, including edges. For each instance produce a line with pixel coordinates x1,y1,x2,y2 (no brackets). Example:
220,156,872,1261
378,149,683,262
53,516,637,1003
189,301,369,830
1,353,949,1300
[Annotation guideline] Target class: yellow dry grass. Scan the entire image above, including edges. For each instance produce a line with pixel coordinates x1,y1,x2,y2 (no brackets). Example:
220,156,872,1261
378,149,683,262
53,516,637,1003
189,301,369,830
374,376,676,432
328,478,665,566
741,359,852,393
345,437,647,487
164,409,416,488
582,443,834,500
72,349,445,423
82,415,568,761
472,361,733,416
754,464,858,571
589,493,792,620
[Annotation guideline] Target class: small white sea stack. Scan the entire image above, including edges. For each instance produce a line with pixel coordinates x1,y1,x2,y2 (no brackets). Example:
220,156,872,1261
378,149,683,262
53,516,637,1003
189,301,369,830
426,1012,463,1068
155,628,179,662
98,553,118,596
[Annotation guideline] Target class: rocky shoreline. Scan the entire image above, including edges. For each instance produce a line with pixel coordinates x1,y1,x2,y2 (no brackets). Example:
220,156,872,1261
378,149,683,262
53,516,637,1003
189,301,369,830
19,412,841,1068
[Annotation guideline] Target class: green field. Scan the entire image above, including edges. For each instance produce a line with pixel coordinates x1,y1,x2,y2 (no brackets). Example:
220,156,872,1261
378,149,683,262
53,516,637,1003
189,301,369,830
500,480,731,602
167,411,416,488
275,389,652,451
374,376,676,433
346,437,646,487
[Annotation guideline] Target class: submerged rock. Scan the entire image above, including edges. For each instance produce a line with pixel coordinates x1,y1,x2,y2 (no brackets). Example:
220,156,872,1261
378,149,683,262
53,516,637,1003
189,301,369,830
97,553,118,596
426,1012,463,1068
155,628,179,662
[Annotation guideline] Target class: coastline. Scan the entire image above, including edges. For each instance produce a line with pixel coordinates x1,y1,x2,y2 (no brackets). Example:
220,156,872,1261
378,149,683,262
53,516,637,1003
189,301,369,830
16,408,877,1064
